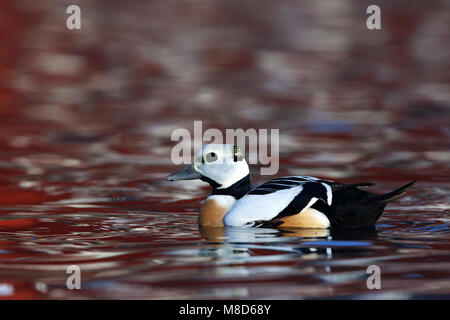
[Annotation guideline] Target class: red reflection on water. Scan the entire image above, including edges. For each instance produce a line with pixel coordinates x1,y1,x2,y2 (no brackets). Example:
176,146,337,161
0,0,448,299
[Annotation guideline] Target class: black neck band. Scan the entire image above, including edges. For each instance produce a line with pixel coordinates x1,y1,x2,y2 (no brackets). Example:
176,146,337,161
201,174,251,199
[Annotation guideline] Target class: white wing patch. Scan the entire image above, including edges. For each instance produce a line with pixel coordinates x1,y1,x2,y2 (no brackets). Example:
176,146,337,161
321,182,333,206
223,176,334,227
223,185,305,226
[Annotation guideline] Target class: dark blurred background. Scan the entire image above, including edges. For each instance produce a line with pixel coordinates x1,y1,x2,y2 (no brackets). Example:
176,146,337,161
0,0,449,194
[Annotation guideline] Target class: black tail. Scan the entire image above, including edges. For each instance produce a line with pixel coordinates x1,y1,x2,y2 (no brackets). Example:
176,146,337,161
332,182,375,192
378,181,416,203
317,180,416,229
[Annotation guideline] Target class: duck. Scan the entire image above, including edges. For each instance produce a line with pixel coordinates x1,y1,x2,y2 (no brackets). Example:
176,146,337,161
166,144,415,229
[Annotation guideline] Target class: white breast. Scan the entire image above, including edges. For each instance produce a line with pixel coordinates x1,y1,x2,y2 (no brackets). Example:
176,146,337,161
204,195,236,211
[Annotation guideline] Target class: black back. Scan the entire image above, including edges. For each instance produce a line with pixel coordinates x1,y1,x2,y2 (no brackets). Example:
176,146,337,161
274,182,330,219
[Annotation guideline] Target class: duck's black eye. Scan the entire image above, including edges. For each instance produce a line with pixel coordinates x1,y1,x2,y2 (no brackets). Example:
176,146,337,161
205,152,218,163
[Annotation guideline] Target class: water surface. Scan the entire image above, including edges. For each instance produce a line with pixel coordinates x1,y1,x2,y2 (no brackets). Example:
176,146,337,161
0,0,449,299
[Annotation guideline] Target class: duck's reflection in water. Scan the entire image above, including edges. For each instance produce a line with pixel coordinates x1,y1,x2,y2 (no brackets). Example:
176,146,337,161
194,227,329,298
199,226,330,243
189,226,378,298
197,226,377,264
198,226,332,261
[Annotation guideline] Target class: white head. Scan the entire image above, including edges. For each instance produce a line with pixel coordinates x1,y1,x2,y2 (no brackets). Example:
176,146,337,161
166,144,249,189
